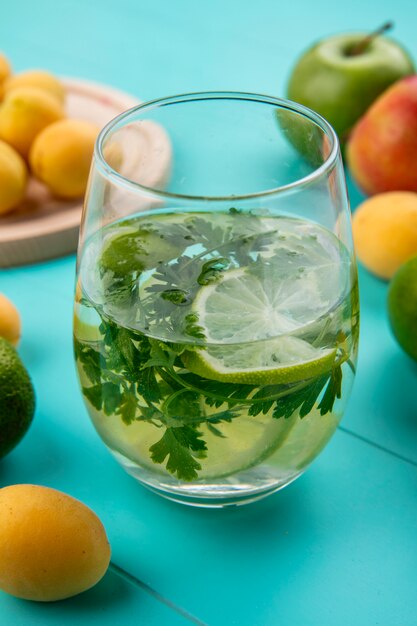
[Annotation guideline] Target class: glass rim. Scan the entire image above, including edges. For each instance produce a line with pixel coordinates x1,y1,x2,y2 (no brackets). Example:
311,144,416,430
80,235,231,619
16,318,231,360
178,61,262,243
95,90,340,202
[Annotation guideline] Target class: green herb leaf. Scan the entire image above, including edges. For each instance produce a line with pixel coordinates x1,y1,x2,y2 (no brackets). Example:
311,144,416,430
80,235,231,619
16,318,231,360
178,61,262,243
137,366,163,404
101,381,123,415
74,339,102,384
160,288,190,305
318,365,342,415
82,384,103,411
149,426,207,480
117,390,138,425
197,257,230,285
271,364,343,420
184,313,206,340
162,389,202,419
83,381,123,415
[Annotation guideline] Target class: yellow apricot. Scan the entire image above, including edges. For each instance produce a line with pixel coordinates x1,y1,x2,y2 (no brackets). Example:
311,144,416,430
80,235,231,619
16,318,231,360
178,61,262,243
4,69,65,105
0,484,111,602
0,53,12,98
30,119,98,199
352,192,417,280
0,139,27,214
0,87,64,158
0,294,21,345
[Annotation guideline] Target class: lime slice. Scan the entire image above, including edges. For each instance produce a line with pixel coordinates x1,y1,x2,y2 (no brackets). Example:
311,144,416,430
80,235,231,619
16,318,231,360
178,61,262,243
183,266,336,385
191,412,295,479
266,406,339,472
183,337,336,385
81,219,186,310
73,303,102,343
92,405,297,481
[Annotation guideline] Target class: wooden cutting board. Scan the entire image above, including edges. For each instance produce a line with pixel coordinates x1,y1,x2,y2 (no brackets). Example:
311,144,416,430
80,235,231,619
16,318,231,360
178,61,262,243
0,78,139,268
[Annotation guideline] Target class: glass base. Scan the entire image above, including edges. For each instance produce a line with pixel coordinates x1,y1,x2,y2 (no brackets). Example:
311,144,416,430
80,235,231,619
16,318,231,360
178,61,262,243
138,478,302,508
115,451,303,508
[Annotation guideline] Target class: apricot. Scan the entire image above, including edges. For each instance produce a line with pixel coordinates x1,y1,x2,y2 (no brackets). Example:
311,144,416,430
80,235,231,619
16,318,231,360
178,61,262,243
4,69,65,105
0,294,21,345
0,484,111,601
30,119,98,199
0,139,27,214
0,52,12,98
352,192,417,280
0,86,64,158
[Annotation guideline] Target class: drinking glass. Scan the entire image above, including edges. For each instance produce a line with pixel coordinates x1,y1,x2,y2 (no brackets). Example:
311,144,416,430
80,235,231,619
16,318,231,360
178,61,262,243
74,92,359,507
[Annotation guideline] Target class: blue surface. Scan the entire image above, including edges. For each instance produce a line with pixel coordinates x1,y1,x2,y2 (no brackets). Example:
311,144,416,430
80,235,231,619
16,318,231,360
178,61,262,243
1,1,417,624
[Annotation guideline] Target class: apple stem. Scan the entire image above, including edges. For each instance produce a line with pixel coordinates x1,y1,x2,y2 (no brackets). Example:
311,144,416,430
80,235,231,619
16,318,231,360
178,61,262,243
348,21,394,56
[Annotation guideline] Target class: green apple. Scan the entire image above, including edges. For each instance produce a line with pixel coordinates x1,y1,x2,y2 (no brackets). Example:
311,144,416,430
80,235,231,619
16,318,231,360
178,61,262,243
287,30,415,143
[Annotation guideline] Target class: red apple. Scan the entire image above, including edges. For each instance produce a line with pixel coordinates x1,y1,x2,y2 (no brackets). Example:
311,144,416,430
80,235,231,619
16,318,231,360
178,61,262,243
346,74,417,195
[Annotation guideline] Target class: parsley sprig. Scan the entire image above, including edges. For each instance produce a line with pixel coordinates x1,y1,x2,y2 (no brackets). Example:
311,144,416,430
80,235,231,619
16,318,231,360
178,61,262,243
74,210,353,481
75,317,346,481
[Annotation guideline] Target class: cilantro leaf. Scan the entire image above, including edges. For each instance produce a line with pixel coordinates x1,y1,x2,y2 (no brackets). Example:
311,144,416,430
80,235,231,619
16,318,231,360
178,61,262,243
74,339,103,384
162,389,202,419
143,340,177,369
197,257,230,285
271,364,344,420
117,390,138,425
137,366,163,404
82,381,122,415
149,426,207,480
318,365,342,415
102,382,123,415
100,320,143,379
184,313,206,340
82,384,102,411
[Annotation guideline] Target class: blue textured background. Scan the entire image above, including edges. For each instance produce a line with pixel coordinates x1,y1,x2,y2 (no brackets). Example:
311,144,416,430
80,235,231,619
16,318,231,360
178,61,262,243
1,2,417,624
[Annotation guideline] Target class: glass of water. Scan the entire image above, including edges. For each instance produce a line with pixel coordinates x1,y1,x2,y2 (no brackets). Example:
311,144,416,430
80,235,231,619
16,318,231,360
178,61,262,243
74,92,359,507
